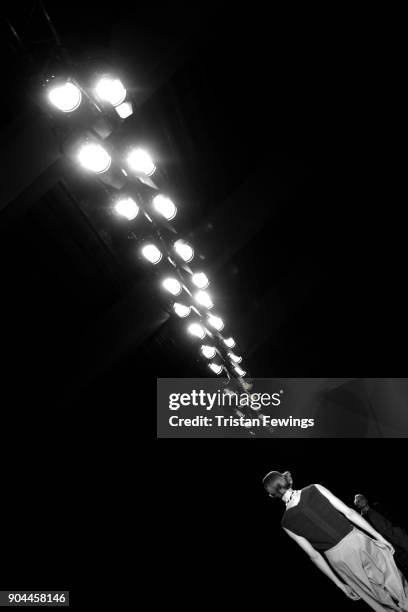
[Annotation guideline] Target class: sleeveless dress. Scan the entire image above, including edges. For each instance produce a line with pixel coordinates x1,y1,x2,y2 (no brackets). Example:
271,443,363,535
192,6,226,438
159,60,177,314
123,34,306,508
282,485,408,611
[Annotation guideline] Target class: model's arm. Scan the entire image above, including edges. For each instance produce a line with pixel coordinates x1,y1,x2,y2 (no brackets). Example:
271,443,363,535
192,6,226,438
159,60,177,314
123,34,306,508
314,484,394,552
283,528,360,600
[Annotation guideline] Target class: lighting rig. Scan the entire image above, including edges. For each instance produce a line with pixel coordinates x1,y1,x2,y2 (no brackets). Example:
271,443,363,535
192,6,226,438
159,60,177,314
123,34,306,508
7,3,275,435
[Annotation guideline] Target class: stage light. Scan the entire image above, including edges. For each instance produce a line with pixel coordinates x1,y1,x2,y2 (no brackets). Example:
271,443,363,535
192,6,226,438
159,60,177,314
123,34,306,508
188,323,206,339
223,337,236,348
173,303,191,318
191,272,209,289
152,195,177,220
48,82,82,112
114,197,139,220
115,101,133,119
194,291,213,309
201,345,216,359
234,365,246,377
174,240,194,262
162,278,182,295
209,362,223,375
207,314,224,331
127,148,156,177
142,244,162,264
94,77,126,107
228,352,242,364
77,143,111,173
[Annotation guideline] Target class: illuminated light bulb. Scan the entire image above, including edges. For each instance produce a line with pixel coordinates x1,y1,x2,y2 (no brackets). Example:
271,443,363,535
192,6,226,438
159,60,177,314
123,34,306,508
173,303,191,318
174,240,194,262
228,352,242,364
127,148,156,176
162,278,182,295
209,362,223,375
207,314,224,331
223,337,236,348
187,323,206,339
77,143,111,173
115,101,133,119
194,290,213,309
48,82,82,112
234,365,246,377
191,272,209,289
114,197,139,220
152,194,177,220
95,77,126,107
142,244,162,264
201,345,216,359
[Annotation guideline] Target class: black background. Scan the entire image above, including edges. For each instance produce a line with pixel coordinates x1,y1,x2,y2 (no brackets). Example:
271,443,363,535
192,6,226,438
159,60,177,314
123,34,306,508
0,1,406,608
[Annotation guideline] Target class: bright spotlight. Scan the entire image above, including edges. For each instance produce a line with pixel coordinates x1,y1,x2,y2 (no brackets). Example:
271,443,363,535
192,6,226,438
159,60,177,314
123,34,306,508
191,272,209,289
223,337,236,348
48,82,82,112
174,240,194,262
228,352,242,364
127,148,156,177
78,143,111,173
152,195,177,220
114,197,139,220
173,303,191,318
95,77,126,107
207,314,224,331
209,362,223,375
142,244,162,264
234,365,246,377
194,291,213,309
115,101,133,119
162,278,182,295
187,323,206,339
201,345,216,359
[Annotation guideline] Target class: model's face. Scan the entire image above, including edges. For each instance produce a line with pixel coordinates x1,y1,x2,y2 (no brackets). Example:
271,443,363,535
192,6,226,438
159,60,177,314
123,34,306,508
267,476,288,499
354,494,368,509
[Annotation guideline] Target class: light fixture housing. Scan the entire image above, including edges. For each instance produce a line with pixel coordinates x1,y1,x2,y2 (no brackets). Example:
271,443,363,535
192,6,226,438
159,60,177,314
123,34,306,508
162,278,182,296
223,337,236,349
152,194,177,221
127,148,156,177
114,197,139,220
207,314,224,331
77,142,111,173
174,239,194,263
187,323,206,339
191,272,209,289
209,362,223,375
142,244,162,264
173,303,191,318
234,365,246,377
228,352,242,364
48,81,82,113
201,345,217,359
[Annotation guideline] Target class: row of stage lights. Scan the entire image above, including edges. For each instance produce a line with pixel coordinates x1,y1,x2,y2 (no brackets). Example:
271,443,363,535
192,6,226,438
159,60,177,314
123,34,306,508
44,73,248,383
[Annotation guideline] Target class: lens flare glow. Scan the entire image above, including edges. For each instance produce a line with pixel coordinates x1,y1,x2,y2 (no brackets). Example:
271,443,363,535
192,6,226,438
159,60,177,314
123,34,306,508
162,278,182,295
127,148,156,176
95,77,126,107
174,240,194,262
48,82,82,112
173,303,191,318
201,345,216,359
114,197,139,220
142,244,162,264
78,143,111,173
223,337,236,348
152,194,177,220
207,314,224,331
191,272,209,289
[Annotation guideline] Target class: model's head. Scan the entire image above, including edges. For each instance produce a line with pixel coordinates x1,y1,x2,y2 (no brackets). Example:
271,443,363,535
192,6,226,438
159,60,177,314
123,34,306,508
354,494,368,509
263,470,293,499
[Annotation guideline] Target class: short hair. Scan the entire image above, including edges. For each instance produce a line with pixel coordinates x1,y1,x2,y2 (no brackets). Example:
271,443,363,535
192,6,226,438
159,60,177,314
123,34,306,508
262,470,293,492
